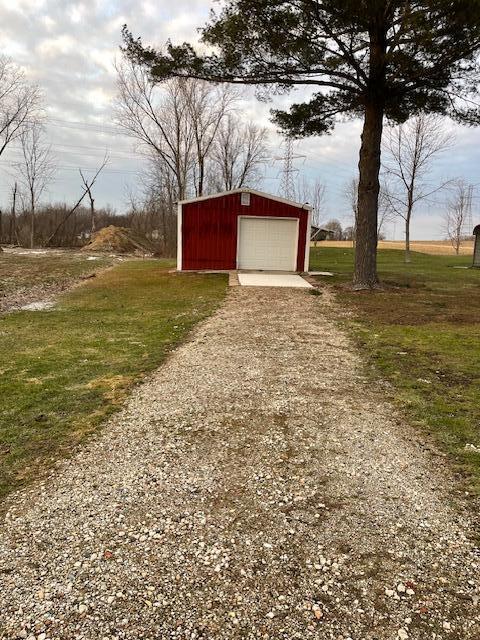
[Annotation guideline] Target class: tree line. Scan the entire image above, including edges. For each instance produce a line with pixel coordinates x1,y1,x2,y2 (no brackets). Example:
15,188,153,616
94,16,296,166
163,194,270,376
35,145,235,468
0,52,333,256
0,56,270,255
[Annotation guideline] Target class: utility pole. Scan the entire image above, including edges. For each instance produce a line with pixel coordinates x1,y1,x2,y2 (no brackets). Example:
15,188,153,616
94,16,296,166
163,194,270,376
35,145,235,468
10,182,18,245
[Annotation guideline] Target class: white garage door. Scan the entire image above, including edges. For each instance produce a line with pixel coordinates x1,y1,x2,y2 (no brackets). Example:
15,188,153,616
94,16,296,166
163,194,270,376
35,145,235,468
237,217,298,271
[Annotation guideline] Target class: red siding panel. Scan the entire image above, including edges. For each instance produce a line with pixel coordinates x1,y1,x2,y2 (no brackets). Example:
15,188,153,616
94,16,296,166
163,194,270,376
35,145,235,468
181,192,309,271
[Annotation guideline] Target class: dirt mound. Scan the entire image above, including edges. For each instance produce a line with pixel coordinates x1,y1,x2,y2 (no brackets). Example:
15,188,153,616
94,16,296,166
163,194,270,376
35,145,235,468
81,226,153,255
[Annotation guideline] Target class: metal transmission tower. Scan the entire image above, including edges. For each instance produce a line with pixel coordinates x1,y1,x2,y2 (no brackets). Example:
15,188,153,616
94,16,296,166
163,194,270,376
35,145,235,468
465,184,474,234
275,137,305,200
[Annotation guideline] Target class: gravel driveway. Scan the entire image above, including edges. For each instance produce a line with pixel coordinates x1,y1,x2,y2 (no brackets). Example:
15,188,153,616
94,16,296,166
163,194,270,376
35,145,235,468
1,286,479,639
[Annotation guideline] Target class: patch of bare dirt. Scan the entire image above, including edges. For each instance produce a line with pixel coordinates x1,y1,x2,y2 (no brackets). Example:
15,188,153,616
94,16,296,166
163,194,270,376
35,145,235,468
0,269,93,314
0,287,478,639
0,249,110,314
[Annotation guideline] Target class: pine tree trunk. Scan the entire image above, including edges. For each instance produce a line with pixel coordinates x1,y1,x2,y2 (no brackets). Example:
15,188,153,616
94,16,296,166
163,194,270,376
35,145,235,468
353,101,384,289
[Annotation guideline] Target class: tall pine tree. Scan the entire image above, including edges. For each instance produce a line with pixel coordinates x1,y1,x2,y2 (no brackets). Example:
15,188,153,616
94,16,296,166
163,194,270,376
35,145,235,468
122,1,480,288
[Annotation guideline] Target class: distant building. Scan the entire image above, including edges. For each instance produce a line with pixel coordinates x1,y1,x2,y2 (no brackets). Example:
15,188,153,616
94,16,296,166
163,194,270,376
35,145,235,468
310,225,334,242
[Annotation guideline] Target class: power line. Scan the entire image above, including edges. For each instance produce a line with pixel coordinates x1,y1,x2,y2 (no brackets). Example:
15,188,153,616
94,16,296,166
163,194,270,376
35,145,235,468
45,116,124,135
21,115,361,173
4,147,145,164
0,159,141,175
45,141,146,158
19,115,127,137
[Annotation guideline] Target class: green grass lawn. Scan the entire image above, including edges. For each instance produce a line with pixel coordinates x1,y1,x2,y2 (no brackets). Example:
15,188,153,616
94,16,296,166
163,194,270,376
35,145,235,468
310,246,480,493
0,260,227,504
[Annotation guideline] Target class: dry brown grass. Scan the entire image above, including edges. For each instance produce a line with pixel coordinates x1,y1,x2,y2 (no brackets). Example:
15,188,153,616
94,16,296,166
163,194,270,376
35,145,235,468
82,225,153,254
316,239,474,256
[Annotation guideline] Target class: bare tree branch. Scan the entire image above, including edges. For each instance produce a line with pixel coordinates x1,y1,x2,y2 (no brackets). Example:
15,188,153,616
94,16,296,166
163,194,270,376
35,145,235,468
17,123,55,248
209,115,268,192
382,114,454,262
115,60,242,199
297,176,326,229
0,55,43,159
45,155,109,246
443,179,474,254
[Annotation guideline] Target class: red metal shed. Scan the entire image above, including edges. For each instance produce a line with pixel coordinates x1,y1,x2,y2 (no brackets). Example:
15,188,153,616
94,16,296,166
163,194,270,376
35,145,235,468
177,189,312,272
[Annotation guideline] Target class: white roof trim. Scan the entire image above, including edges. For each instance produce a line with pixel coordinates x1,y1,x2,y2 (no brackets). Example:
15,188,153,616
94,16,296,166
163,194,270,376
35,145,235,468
176,188,313,211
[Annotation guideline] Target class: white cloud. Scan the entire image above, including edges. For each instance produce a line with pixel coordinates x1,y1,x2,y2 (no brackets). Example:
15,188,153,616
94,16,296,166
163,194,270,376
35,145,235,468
41,14,56,30
68,3,85,24
37,34,77,57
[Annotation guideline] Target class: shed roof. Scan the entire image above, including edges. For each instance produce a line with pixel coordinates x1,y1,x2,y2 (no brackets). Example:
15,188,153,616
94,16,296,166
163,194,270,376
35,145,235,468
177,188,313,211
311,225,334,233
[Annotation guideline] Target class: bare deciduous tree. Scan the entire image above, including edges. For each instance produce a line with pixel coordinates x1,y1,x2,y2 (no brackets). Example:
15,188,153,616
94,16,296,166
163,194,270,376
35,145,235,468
46,155,108,246
115,60,237,199
324,218,343,241
297,176,327,246
115,61,192,199
183,81,238,196
443,179,474,255
18,123,55,248
377,189,394,239
79,167,100,235
0,56,42,159
297,177,326,227
344,177,359,244
210,115,268,192
139,159,178,255
382,115,453,262
0,202,123,247
345,176,392,247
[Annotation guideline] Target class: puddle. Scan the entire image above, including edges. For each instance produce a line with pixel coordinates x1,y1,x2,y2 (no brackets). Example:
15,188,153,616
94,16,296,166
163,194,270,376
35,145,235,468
19,301,56,311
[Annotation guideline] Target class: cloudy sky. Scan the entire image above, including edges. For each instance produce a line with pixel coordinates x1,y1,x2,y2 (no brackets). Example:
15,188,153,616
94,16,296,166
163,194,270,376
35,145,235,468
0,0,479,239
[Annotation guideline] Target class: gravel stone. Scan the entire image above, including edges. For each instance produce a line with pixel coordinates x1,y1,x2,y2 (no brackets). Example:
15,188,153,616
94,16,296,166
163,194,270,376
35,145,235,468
0,286,479,639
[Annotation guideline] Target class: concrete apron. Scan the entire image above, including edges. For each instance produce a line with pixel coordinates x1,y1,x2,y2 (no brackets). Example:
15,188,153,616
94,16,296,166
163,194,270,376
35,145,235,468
237,273,312,288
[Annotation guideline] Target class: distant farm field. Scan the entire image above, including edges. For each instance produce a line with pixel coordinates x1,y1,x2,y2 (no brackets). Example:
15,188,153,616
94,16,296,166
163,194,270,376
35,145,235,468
317,239,475,256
